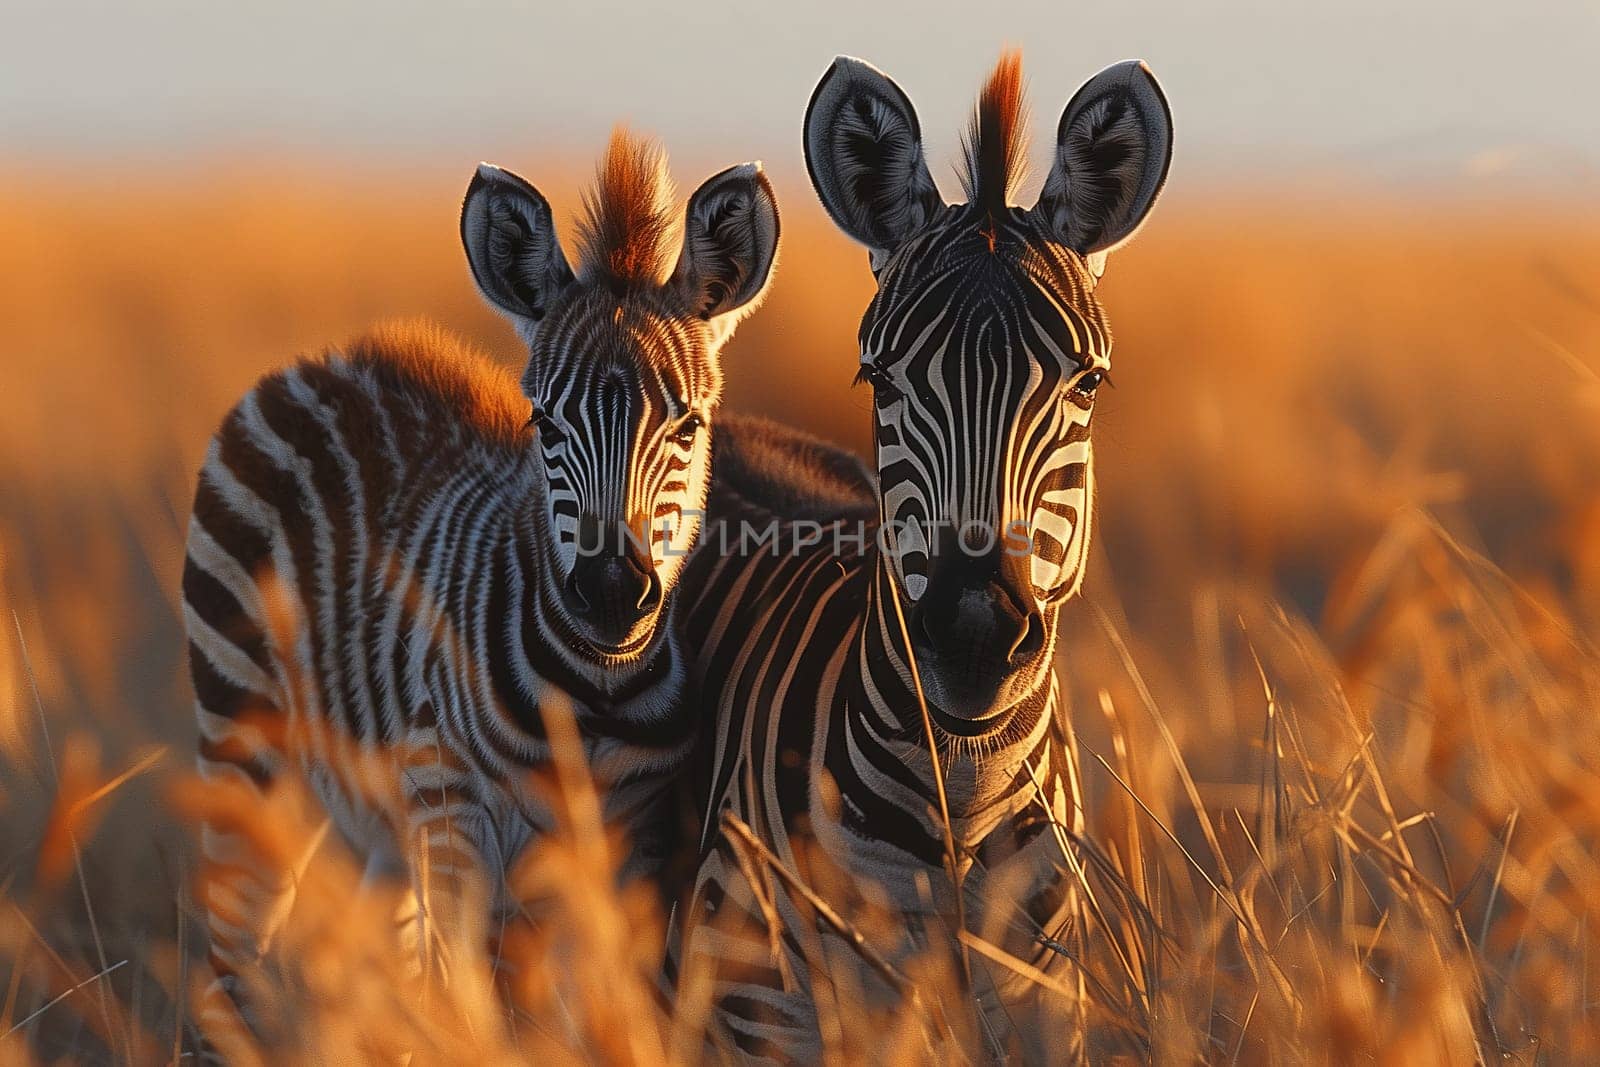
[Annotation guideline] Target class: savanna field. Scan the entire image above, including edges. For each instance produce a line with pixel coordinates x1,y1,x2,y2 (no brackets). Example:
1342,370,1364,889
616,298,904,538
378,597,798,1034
2,161,1599,1062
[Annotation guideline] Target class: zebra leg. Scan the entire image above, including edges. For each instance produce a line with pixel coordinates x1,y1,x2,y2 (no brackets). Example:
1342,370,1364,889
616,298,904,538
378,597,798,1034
352,840,425,979
192,773,332,1063
193,822,283,1067
968,830,1084,1060
971,746,1088,1059
679,835,821,1062
400,738,495,995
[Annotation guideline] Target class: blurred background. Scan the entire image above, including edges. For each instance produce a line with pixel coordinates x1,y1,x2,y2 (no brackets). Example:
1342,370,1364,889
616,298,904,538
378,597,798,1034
2,1,1600,1058
4,0,1596,731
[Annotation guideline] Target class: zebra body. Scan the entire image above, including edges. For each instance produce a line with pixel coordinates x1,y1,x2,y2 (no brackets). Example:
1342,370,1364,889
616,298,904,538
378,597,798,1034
680,419,1084,1059
678,55,1172,1059
182,134,779,1055
185,324,691,887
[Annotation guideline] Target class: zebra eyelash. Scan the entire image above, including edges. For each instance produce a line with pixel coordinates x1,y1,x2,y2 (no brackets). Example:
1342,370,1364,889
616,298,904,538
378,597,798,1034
528,407,570,445
853,362,902,401
851,363,902,404
1068,368,1113,397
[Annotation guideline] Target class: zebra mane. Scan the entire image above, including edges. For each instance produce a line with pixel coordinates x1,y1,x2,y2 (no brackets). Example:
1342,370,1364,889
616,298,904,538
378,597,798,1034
341,320,531,450
959,50,1029,221
575,128,679,286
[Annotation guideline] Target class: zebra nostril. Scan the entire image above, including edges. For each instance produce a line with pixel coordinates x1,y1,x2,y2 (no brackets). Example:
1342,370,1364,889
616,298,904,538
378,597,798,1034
912,600,944,651
563,571,592,616
637,571,662,613
915,609,934,649
1007,612,1045,664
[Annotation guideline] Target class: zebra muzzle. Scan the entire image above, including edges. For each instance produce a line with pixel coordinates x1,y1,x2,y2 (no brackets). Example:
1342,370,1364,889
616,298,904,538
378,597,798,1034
910,565,1045,721
563,545,661,650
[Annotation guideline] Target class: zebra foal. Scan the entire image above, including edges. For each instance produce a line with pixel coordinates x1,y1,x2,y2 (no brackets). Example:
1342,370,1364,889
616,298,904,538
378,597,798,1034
182,131,778,1053
676,53,1172,1060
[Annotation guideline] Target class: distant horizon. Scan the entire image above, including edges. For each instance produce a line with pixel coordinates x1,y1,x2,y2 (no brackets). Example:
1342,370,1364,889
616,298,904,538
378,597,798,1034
3,0,1596,192
1,143,1591,212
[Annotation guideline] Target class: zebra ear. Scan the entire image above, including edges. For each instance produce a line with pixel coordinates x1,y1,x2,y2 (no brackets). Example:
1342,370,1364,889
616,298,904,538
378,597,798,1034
460,163,576,328
804,56,943,265
1034,60,1173,256
672,162,780,328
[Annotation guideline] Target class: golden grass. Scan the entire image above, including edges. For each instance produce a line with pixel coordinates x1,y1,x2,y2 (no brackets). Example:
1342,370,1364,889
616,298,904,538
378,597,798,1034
1,165,1599,1061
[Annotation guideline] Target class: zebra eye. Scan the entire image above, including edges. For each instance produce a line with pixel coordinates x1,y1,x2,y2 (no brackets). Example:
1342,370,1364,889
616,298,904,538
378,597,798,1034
1071,369,1108,397
672,413,703,443
535,414,567,445
855,363,902,404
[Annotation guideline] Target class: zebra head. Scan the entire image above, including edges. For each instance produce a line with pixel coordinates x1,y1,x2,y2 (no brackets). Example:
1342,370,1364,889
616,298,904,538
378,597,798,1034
805,54,1171,723
461,133,779,658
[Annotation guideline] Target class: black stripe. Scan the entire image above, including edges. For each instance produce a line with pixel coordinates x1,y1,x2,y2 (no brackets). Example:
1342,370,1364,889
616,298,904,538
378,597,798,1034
183,557,274,677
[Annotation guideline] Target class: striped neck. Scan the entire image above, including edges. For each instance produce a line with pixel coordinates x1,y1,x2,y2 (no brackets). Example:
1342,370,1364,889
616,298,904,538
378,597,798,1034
471,484,688,758
853,551,1058,827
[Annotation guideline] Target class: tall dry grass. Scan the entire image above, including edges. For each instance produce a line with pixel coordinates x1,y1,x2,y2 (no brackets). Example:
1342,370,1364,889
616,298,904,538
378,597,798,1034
1,164,1598,1061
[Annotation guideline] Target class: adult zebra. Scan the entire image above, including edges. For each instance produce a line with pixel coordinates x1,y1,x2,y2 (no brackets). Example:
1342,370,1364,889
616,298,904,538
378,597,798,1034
182,132,779,1055
676,54,1171,1059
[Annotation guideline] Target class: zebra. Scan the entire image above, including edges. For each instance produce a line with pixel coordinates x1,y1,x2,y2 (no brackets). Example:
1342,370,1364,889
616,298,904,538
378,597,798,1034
675,53,1172,1059
181,131,779,1055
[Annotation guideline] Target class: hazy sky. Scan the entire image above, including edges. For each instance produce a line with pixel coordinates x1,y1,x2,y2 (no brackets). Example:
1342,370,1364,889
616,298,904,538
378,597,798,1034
3,0,1597,186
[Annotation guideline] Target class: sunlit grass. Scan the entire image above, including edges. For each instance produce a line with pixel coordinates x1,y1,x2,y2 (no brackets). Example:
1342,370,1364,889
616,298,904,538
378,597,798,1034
1,169,1598,1060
